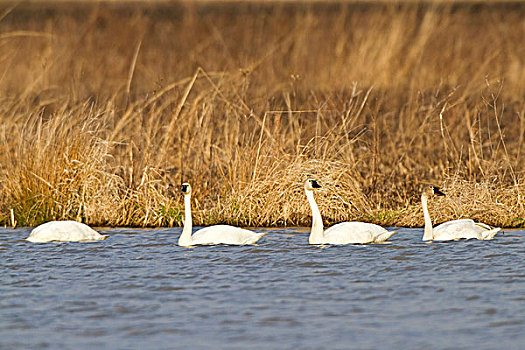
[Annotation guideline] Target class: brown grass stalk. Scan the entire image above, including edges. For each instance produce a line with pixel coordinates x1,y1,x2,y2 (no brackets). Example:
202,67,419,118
0,1,524,228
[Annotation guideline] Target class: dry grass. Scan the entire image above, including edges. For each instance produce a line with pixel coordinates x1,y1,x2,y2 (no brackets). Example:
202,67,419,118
1,1,524,228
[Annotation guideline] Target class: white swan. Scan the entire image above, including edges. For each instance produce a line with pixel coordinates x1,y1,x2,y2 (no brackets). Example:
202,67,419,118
304,179,397,244
26,220,108,243
178,183,267,247
421,185,501,241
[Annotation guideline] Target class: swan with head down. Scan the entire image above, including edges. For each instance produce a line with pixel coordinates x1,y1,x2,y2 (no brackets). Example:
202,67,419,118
421,185,501,241
178,183,267,247
304,179,397,245
26,221,108,243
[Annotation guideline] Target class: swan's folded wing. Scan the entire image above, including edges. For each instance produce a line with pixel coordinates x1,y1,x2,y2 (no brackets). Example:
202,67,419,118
324,222,388,244
474,222,492,230
433,219,489,240
26,221,103,242
434,219,475,232
191,225,263,245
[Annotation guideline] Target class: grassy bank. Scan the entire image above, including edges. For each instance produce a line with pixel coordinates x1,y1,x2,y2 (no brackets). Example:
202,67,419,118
1,1,524,228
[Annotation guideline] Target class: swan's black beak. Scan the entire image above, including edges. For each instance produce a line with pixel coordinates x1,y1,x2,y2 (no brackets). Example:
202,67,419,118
311,180,322,189
181,184,189,194
433,187,445,196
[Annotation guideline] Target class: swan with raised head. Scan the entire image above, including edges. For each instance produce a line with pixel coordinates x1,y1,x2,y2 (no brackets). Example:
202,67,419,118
421,185,501,241
179,183,267,247
304,179,397,244
26,221,108,243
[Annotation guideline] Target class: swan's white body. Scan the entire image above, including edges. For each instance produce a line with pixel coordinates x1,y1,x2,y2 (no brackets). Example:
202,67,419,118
304,179,397,245
26,221,108,243
179,183,266,247
181,224,265,246
421,187,501,241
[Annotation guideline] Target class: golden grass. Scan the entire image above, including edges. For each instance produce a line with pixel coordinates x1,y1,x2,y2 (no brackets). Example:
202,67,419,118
0,1,524,228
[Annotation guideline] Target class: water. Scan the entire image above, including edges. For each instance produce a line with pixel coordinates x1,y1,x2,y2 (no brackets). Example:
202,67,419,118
1,227,523,350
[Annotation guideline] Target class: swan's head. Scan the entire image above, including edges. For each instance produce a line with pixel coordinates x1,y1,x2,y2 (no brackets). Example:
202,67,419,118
304,179,322,191
181,183,192,195
422,185,445,198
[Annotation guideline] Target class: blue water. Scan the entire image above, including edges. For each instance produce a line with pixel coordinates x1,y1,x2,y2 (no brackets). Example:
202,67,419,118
1,227,523,349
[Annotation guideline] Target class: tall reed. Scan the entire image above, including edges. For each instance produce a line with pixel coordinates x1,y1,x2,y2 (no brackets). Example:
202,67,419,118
0,1,524,227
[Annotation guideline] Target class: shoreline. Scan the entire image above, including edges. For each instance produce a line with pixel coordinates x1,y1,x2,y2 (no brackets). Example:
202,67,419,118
1,1,524,229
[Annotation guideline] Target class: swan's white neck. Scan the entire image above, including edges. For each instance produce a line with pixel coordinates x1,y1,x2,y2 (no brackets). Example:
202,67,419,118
422,194,434,241
306,190,324,244
179,194,193,246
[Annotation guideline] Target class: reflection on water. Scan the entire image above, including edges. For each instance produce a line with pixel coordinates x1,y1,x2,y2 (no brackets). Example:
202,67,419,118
0,227,524,349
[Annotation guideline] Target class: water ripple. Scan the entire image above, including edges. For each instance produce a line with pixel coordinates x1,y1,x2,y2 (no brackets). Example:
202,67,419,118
0,227,523,349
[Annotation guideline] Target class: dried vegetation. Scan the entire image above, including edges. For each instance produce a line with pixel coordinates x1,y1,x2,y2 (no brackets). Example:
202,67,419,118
0,1,524,228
